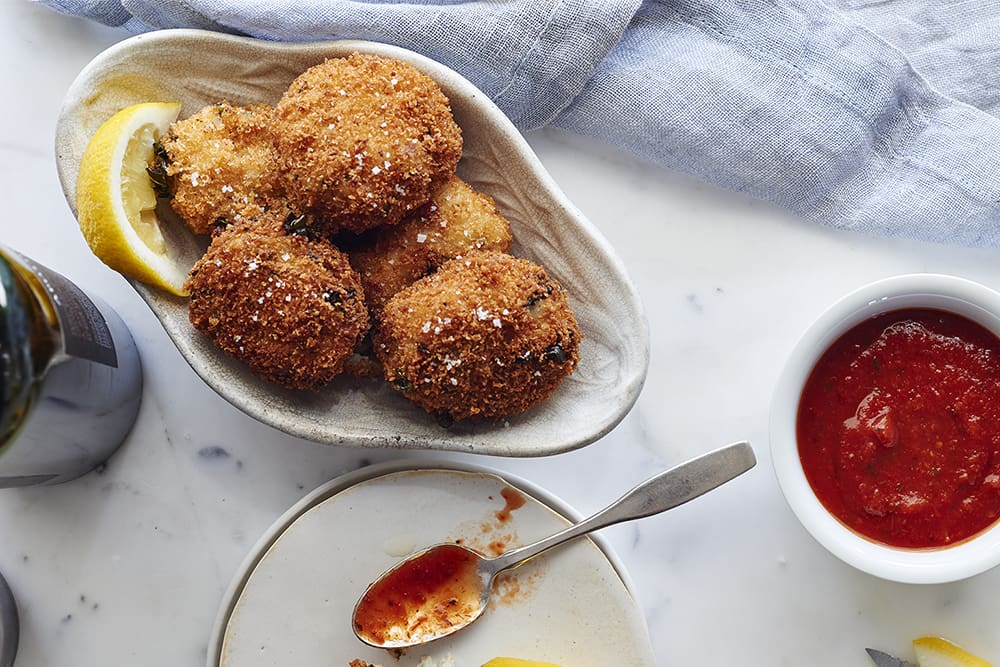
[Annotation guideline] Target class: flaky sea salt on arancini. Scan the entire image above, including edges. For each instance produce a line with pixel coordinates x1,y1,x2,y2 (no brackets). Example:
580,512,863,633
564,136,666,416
185,215,369,390
350,174,513,320
274,53,463,235
161,102,282,235
375,250,581,423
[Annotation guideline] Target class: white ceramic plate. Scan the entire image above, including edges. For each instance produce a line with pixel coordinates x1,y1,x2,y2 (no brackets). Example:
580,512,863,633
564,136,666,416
208,461,656,667
55,29,648,456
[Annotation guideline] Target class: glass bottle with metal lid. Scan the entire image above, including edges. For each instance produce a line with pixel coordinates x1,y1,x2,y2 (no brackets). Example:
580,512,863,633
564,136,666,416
0,245,141,487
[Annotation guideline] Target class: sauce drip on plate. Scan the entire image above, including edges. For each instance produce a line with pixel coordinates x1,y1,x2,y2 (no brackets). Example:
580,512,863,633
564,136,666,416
354,544,484,645
495,487,526,523
797,308,1000,548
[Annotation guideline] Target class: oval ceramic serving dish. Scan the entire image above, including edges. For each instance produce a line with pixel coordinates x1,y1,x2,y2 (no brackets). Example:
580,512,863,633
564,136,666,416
207,459,656,667
54,29,648,456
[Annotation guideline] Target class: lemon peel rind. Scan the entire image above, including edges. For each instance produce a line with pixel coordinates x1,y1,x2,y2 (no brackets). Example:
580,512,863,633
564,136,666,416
913,636,993,667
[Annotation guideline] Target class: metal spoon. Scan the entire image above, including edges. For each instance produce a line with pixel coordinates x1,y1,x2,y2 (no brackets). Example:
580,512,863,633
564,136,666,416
352,440,756,649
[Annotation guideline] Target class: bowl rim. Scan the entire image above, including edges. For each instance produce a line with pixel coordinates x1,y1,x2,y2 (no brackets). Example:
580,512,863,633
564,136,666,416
770,273,1000,584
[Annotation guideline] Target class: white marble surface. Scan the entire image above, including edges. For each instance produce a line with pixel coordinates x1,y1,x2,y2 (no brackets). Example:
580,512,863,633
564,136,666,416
3,3,1000,666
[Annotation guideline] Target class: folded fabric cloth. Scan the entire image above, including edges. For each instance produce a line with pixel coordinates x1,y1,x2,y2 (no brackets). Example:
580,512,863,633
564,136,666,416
37,0,1000,246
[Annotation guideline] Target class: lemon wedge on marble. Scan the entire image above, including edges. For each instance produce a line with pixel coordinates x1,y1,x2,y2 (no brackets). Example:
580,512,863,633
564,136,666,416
914,637,992,667
76,101,188,296
481,660,561,667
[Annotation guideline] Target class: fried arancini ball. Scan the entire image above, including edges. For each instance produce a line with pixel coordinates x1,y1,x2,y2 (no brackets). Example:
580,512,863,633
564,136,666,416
185,216,369,390
375,250,580,422
274,53,462,234
350,175,513,319
160,102,282,235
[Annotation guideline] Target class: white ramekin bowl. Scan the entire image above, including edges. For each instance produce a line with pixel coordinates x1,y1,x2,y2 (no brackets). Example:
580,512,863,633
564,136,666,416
770,274,1000,584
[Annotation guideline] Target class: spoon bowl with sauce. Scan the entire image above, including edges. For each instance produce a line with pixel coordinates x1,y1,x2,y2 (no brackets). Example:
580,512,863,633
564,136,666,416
352,440,756,649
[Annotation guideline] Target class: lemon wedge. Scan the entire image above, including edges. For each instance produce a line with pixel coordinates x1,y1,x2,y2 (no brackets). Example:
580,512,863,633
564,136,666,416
481,660,560,667
914,637,992,667
76,101,188,296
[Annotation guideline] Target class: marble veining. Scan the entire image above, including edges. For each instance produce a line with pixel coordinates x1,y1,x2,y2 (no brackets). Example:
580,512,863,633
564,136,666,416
2,3,1000,666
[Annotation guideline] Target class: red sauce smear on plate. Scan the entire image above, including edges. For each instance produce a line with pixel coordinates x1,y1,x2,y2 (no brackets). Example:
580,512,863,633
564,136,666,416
495,486,526,523
353,544,483,645
797,308,1000,548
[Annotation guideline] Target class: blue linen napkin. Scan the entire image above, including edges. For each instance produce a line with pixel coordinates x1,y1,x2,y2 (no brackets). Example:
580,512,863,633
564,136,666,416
37,0,1000,246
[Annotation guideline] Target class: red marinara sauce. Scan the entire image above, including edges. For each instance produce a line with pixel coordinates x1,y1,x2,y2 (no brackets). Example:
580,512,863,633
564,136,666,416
797,308,1000,548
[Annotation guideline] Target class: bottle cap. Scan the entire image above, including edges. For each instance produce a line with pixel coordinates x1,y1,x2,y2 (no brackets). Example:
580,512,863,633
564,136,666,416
0,570,17,667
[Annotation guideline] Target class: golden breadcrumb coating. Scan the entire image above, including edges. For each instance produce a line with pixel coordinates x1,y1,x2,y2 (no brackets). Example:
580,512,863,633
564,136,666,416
375,250,580,422
160,102,282,235
185,216,369,390
342,349,384,378
274,53,462,234
350,175,513,319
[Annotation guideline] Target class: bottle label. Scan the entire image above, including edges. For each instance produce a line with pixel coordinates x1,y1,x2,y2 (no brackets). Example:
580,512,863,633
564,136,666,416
20,258,118,368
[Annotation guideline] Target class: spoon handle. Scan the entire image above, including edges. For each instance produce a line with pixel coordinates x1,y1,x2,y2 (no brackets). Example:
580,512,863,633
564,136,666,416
486,441,756,575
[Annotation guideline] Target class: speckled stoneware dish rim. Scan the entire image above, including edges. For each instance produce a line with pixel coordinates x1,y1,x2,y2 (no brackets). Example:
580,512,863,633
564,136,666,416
770,273,1000,584
205,458,650,667
54,29,650,458
0,569,18,667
